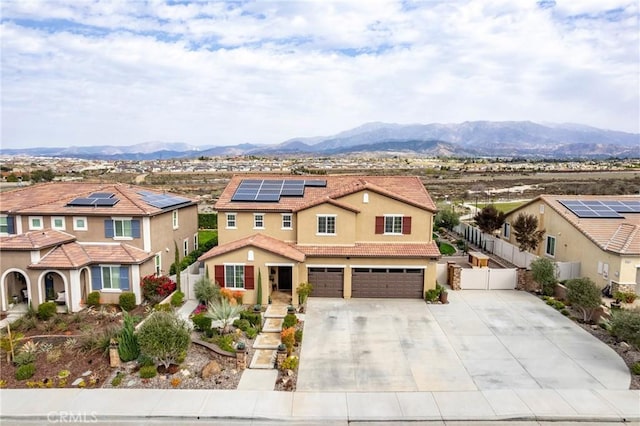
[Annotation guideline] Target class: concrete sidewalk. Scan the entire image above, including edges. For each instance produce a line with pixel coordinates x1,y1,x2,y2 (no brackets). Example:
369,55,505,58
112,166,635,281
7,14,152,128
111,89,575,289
1,388,638,423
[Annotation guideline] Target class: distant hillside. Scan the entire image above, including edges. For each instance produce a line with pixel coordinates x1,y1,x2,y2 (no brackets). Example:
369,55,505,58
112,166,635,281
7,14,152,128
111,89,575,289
2,121,638,159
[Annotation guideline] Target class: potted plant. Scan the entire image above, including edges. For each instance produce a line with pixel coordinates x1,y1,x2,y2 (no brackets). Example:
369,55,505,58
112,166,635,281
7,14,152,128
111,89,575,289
439,288,449,304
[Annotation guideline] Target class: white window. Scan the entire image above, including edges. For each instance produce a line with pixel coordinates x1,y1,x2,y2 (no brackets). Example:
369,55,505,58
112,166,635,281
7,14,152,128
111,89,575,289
172,210,179,229
317,215,336,235
225,265,245,289
154,253,162,276
114,219,132,238
73,217,88,231
226,213,237,229
0,216,8,234
51,216,65,230
101,266,121,290
254,213,265,229
503,223,510,238
282,213,292,229
194,233,199,249
29,216,43,230
384,215,403,234
545,235,556,257
183,239,188,257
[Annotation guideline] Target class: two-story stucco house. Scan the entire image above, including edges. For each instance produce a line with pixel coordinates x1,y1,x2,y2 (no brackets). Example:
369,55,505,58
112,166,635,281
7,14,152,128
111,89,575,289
199,175,441,305
0,182,198,312
502,195,640,294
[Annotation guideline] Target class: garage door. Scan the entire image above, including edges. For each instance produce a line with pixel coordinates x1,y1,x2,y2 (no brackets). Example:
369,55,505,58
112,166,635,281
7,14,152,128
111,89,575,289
352,268,424,298
308,267,344,297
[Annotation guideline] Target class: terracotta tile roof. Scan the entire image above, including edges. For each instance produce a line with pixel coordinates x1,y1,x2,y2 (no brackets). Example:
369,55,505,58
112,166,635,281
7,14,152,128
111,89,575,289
295,241,442,259
511,195,640,255
0,182,196,216
30,242,154,269
199,233,306,263
215,175,437,213
0,230,76,250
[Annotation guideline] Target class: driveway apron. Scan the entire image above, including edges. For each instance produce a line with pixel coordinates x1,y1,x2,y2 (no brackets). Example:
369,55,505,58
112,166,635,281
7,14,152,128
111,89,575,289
296,291,630,392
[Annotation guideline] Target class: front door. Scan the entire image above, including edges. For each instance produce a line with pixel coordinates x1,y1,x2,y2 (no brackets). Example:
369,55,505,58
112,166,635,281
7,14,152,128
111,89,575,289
45,274,55,301
279,267,292,291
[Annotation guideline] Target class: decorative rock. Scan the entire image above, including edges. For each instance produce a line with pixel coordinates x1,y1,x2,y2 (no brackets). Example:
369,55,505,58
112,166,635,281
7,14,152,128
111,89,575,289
81,370,92,377
126,380,136,387
71,378,84,387
181,369,191,377
202,360,222,379
620,342,631,351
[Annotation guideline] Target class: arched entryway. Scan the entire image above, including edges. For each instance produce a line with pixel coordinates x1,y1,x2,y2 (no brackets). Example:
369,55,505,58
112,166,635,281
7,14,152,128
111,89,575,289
39,271,67,308
80,267,90,305
1,269,29,311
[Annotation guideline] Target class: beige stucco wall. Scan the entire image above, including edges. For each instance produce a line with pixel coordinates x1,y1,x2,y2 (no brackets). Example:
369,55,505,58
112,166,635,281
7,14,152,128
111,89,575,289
505,201,635,289
219,211,296,245
296,204,357,245
150,205,199,275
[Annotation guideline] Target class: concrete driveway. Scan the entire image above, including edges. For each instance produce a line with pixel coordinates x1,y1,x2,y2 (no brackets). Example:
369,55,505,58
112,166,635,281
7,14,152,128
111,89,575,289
297,290,630,392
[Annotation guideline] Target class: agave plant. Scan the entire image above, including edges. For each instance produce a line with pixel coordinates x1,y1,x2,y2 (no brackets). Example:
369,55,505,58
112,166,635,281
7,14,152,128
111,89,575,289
19,340,40,355
205,298,244,334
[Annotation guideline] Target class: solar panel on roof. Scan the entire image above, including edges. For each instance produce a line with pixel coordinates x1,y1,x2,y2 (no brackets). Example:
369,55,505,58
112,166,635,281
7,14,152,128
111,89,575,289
95,198,119,207
88,192,115,199
231,178,328,202
559,200,625,219
67,198,97,206
139,192,191,209
304,180,327,187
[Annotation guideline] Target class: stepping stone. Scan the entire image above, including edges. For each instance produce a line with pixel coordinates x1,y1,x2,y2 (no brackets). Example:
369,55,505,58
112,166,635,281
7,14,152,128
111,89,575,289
262,317,284,333
253,332,281,349
238,369,278,389
264,305,288,318
249,349,276,369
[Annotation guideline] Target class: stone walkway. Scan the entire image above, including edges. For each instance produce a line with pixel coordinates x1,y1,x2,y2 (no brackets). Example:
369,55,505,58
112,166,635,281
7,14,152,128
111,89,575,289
249,304,287,369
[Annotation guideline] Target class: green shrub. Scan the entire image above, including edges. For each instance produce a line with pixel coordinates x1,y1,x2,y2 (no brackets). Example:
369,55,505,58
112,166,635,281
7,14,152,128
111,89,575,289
204,328,216,339
118,312,140,362
239,311,262,328
13,351,36,367
37,301,57,320
280,355,299,371
87,291,101,308
632,362,640,375
139,365,157,379
610,308,640,349
566,277,602,323
140,274,176,305
425,288,440,302
194,277,219,304
530,257,557,296
614,291,637,304
553,300,565,310
119,292,136,312
295,329,303,344
15,363,36,380
154,303,172,312
245,327,258,339
111,372,125,387
171,291,185,307
137,311,191,369
136,353,155,367
297,282,313,305
233,319,251,332
561,309,570,316
215,335,235,353
191,313,212,332
282,313,298,329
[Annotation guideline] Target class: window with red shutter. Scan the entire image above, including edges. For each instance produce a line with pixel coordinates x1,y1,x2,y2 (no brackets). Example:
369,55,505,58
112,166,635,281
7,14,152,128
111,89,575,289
375,216,384,234
215,265,225,288
244,265,254,289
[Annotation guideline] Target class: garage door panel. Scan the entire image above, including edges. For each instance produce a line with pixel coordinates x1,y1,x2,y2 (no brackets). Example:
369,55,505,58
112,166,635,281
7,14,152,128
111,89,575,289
308,268,343,298
352,269,423,298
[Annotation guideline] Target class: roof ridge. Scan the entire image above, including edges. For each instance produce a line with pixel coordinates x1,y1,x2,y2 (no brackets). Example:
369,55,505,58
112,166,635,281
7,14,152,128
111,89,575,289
621,224,639,252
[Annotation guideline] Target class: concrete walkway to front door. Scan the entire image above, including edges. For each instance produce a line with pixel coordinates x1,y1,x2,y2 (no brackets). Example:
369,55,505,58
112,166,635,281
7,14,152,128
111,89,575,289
297,290,630,392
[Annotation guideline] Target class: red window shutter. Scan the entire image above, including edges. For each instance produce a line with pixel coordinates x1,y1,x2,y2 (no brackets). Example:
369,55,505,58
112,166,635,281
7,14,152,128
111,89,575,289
244,265,254,290
215,265,225,288
375,216,384,234
403,216,412,234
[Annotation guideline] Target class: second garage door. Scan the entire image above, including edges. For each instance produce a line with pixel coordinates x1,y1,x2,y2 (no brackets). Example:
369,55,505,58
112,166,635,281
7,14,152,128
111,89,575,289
308,267,344,297
352,268,424,298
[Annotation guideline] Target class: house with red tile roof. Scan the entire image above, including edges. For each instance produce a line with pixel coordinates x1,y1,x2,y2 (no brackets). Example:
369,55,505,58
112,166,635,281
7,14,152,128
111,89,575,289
199,175,441,305
0,183,198,312
502,195,640,294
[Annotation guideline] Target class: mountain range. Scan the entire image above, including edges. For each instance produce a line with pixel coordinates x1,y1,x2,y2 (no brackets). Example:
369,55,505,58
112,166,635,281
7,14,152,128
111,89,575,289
2,121,638,160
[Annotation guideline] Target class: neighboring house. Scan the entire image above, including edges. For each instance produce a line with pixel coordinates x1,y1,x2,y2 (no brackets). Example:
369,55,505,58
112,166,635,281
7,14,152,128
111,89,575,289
0,182,198,312
199,175,441,305
502,195,640,294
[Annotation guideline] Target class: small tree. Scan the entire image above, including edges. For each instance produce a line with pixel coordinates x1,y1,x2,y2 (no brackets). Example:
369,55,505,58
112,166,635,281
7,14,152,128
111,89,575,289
435,208,460,231
137,311,191,369
474,205,506,235
530,257,556,296
566,277,602,323
512,213,546,252
205,298,243,334
118,312,140,362
194,276,219,304
174,241,181,293
256,269,263,306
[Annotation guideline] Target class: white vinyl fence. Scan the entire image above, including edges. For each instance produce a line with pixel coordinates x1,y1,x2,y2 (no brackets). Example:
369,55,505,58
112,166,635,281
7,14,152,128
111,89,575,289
170,262,204,300
459,268,517,290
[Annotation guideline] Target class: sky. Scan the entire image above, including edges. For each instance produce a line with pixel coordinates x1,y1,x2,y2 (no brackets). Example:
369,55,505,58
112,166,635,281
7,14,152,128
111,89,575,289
1,0,639,149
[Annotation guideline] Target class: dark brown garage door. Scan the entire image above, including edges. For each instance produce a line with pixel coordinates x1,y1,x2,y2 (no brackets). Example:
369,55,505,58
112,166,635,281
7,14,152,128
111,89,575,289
308,267,344,297
351,268,424,298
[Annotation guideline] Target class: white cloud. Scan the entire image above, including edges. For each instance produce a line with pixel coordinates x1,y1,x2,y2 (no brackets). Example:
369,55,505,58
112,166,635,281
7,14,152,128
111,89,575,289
1,0,638,148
